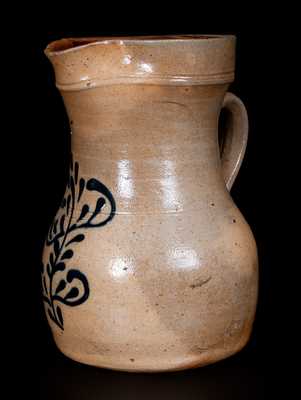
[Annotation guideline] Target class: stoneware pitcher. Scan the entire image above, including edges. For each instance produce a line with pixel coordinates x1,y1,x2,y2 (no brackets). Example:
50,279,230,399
42,35,258,372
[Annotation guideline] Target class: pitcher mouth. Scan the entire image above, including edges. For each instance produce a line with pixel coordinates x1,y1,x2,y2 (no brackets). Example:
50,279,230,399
45,34,236,91
45,34,234,55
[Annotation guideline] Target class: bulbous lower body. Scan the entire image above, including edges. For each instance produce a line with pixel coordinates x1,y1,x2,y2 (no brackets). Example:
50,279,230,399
42,191,258,372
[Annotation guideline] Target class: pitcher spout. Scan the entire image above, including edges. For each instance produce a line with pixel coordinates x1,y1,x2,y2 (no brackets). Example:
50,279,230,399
45,35,236,91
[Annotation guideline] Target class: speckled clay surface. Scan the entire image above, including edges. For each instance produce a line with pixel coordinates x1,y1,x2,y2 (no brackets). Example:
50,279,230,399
42,35,258,372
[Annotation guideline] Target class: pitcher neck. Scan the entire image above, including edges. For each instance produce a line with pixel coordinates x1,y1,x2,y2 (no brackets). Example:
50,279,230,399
62,83,227,180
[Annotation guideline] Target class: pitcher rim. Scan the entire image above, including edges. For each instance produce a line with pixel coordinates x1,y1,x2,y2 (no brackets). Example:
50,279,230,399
45,34,236,90
45,34,235,56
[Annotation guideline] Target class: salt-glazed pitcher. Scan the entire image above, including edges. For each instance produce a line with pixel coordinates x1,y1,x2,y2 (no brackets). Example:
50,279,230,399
42,35,258,372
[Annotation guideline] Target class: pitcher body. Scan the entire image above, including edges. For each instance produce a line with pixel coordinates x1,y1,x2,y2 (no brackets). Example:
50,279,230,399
42,35,258,372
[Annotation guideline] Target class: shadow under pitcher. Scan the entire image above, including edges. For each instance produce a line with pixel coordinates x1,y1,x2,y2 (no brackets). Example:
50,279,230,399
42,34,258,372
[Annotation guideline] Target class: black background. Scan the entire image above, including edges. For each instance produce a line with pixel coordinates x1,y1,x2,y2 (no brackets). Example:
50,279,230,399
12,18,287,399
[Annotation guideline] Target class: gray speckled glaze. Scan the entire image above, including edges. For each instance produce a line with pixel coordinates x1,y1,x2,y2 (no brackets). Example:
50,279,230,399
43,35,258,372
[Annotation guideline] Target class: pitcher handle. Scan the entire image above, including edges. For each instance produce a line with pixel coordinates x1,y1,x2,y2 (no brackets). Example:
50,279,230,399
220,92,249,190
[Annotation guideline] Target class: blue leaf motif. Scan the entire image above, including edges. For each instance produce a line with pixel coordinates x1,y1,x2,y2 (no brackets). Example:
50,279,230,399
55,280,66,294
53,262,66,273
42,154,116,330
66,234,85,246
53,239,60,257
79,204,89,221
61,250,73,260
56,306,64,327
64,287,79,300
66,194,71,216
78,178,85,202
